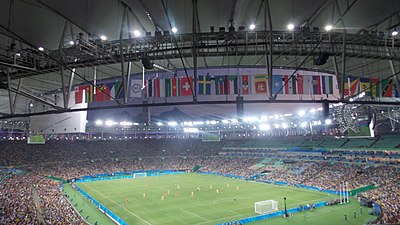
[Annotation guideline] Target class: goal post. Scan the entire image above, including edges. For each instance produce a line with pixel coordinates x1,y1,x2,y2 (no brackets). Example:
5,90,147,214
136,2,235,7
255,200,279,214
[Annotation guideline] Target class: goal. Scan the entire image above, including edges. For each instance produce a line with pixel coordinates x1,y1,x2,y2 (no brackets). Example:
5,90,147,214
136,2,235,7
133,172,147,178
254,200,278,214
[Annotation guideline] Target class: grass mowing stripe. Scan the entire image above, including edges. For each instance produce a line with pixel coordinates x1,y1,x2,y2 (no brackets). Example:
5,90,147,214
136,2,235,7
81,182,152,225
179,208,210,222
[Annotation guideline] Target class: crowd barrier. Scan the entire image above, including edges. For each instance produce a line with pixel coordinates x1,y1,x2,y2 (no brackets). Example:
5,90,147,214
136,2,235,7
71,184,128,225
350,185,378,196
217,201,329,225
258,179,337,195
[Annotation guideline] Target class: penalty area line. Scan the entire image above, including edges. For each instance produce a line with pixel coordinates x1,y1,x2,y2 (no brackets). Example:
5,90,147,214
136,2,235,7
80,183,152,225
180,208,210,222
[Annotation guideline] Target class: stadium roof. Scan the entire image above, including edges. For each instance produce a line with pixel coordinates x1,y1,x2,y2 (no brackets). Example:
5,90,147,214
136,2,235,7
0,0,400,119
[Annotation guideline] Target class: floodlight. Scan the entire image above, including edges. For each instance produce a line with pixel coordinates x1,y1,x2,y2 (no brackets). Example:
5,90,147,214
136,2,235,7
38,47,44,51
221,120,229,124
392,31,398,36
95,120,103,125
259,124,270,131
287,23,295,31
156,122,163,126
183,127,199,133
282,123,288,129
172,27,178,33
120,121,133,126
301,122,307,128
133,30,141,37
100,35,107,41
325,25,333,31
325,119,332,125
274,124,280,128
105,120,114,126
298,110,306,117
69,40,75,45
309,108,316,113
249,24,256,30
168,121,178,126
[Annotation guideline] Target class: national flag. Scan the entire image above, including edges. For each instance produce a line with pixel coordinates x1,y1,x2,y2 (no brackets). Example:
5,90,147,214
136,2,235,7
381,78,393,97
130,79,143,98
215,76,226,95
152,79,161,97
297,74,304,94
370,78,380,97
159,78,165,97
180,77,192,96
240,75,251,95
290,75,297,94
345,76,359,96
254,75,267,94
147,79,153,97
74,86,84,104
94,84,109,102
84,85,93,103
312,76,322,94
112,80,125,99
106,82,116,98
272,75,283,94
282,75,289,94
303,75,313,94
359,77,371,96
198,75,211,95
172,77,180,96
227,76,239,95
321,76,334,95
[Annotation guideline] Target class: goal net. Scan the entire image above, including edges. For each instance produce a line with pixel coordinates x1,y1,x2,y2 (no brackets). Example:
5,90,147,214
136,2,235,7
255,200,278,214
133,172,147,178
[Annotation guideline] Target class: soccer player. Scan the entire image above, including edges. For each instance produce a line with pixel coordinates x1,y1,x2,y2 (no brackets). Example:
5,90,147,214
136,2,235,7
216,189,219,194
125,197,129,205
191,191,194,197
143,193,146,198
161,195,164,201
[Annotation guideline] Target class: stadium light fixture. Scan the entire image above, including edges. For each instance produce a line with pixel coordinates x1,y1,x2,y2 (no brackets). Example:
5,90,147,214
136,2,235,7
392,30,398,36
325,25,333,31
287,23,295,31
193,121,204,125
325,119,332,125
274,124,280,129
259,124,270,131
168,121,178,126
243,117,258,123
230,119,239,124
172,27,178,34
300,122,307,128
274,114,279,120
156,122,163,126
95,120,103,125
309,108,316,113
38,47,44,51
100,35,107,41
298,110,306,117
105,120,114,126
221,119,229,124
210,120,217,125
183,127,199,133
120,121,133,126
317,107,323,111
183,121,193,126
249,24,256,30
260,115,268,121
69,40,75,45
133,30,141,37
282,123,288,129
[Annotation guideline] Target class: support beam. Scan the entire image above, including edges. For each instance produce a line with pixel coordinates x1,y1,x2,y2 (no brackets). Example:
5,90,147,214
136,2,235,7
6,69,14,114
340,31,346,100
266,0,273,98
60,69,68,109
192,0,198,101
12,78,23,112
66,67,75,107
386,46,400,99
120,8,127,104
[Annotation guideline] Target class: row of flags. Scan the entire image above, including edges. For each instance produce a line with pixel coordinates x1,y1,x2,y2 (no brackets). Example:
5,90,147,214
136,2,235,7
74,74,336,104
344,76,400,97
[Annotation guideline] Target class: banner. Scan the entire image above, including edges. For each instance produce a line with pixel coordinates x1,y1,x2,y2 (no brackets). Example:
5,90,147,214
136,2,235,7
130,79,143,98
254,75,267,94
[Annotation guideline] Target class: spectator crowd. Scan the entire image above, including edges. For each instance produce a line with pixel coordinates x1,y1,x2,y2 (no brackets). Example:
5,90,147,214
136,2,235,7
0,139,399,224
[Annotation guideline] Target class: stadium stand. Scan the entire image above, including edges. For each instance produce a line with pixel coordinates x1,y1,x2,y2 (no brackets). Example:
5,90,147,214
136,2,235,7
0,138,399,224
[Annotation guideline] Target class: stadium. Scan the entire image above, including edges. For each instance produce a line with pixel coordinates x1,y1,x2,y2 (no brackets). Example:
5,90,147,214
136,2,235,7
0,0,400,224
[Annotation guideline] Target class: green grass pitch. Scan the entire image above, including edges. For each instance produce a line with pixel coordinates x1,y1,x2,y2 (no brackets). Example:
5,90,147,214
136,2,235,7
72,173,373,225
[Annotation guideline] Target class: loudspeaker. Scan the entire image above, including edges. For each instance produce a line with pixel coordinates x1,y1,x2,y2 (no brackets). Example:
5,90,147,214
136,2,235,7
210,26,215,33
236,96,244,118
141,58,154,69
228,26,235,32
219,27,226,32
314,52,329,65
323,100,329,119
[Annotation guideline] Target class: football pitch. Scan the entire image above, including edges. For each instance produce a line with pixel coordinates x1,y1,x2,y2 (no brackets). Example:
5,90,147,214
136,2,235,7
74,173,349,225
